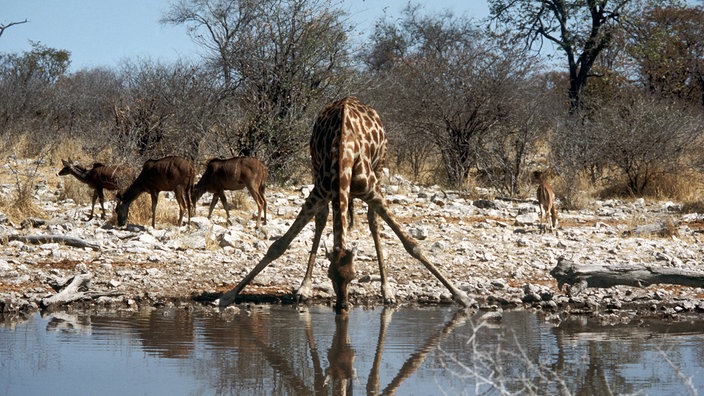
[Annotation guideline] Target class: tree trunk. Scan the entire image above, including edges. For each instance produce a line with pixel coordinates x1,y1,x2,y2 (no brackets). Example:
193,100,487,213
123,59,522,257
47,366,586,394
550,257,704,296
7,235,100,251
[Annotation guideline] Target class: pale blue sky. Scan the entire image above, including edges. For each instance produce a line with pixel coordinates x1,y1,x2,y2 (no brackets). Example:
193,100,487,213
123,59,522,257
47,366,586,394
0,1,490,71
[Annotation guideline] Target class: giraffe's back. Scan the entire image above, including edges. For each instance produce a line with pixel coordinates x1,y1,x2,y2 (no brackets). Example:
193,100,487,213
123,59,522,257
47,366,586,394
310,97,387,198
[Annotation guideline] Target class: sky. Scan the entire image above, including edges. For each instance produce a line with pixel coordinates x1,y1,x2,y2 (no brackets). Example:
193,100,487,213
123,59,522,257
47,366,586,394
0,0,490,72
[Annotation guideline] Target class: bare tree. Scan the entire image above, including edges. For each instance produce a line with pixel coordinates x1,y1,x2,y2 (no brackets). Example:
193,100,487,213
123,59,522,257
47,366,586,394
554,92,704,198
163,0,353,179
364,4,544,190
0,42,71,153
113,60,216,162
621,4,704,108
488,0,676,111
0,19,27,39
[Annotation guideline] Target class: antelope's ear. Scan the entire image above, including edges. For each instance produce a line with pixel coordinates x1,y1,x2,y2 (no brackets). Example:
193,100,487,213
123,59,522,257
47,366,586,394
62,159,70,166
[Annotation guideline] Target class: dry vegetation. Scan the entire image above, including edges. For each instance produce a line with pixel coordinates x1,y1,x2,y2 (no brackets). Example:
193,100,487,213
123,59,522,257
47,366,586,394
2,2,704,225
3,135,704,230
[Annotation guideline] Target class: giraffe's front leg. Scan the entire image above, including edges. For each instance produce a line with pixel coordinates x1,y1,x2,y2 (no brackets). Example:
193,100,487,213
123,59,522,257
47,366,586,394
296,205,329,303
328,248,356,314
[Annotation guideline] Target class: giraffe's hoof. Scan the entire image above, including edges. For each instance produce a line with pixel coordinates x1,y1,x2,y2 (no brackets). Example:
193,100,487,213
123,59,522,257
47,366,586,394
218,290,239,308
294,293,308,304
334,302,351,314
454,292,477,309
381,285,397,305
295,284,313,303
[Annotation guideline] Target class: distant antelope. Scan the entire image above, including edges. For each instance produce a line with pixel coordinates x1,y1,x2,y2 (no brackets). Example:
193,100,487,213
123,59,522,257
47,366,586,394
58,159,135,220
115,156,195,228
534,170,558,234
192,157,268,228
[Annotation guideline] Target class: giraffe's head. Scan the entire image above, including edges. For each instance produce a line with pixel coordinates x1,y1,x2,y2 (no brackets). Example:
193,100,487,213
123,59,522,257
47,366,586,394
327,246,357,314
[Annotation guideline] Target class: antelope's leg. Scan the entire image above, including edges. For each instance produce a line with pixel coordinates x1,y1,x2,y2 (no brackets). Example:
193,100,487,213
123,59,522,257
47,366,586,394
97,188,107,219
259,185,267,225
175,187,187,226
150,192,159,228
207,194,218,219
217,191,230,225
246,184,262,228
89,190,98,220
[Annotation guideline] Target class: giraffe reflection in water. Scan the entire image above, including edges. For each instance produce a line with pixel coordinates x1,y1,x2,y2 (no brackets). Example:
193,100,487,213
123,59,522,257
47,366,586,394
30,307,704,394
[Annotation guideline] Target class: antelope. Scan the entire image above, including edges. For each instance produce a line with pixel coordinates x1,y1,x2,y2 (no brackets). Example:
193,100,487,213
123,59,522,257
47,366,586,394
192,157,268,228
58,159,135,220
534,171,558,234
115,156,195,228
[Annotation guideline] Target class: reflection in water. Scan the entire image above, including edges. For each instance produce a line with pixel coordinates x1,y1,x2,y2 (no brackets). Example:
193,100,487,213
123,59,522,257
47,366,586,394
2,307,704,395
325,314,355,395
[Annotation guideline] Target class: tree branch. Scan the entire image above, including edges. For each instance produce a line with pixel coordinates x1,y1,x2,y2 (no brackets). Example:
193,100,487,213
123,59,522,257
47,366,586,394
0,19,28,39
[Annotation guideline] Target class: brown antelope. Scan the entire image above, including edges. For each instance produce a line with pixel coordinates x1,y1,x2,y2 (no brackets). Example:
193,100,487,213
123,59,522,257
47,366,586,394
192,157,268,228
115,156,195,228
534,171,558,234
58,159,135,220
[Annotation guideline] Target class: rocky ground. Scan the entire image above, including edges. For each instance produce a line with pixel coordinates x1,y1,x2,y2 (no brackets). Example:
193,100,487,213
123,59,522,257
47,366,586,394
2,160,704,321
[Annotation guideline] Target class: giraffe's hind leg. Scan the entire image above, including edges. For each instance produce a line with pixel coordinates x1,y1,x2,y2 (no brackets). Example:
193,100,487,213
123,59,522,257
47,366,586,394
366,195,475,308
368,208,395,304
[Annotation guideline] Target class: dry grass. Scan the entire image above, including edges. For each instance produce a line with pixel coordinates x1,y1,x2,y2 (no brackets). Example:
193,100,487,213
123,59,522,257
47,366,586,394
48,137,89,166
552,172,596,211
649,170,704,203
117,193,197,227
6,130,704,227
57,176,90,205
122,194,166,226
0,192,45,224
229,190,256,211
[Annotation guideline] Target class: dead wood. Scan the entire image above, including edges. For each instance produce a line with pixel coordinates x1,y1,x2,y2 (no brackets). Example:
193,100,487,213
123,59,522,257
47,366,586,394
550,256,704,296
41,272,92,307
40,272,121,307
6,235,100,251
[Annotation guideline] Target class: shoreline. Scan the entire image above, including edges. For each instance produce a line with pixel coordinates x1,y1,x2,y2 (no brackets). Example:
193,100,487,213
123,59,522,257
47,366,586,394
2,172,704,322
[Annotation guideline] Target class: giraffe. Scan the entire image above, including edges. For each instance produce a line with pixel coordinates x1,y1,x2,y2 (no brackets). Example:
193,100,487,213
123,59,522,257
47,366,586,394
218,97,473,313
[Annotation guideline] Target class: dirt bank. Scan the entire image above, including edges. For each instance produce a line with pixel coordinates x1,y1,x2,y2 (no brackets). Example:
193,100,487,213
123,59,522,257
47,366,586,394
2,164,704,321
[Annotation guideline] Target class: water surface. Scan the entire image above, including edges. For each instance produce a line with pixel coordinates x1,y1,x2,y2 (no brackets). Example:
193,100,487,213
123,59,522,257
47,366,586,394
1,305,703,395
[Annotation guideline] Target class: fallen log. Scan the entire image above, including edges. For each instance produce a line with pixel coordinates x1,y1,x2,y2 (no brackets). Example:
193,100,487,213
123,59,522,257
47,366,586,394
41,272,93,307
550,256,704,296
41,272,121,307
6,234,100,251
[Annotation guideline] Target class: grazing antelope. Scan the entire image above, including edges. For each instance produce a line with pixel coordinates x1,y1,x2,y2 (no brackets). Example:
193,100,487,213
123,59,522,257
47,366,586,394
534,171,558,234
218,97,472,313
192,157,268,228
115,156,195,228
58,159,135,220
